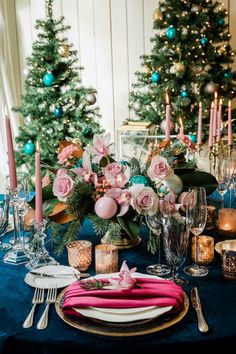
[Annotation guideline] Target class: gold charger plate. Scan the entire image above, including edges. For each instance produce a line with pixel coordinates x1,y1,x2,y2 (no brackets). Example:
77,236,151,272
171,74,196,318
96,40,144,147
55,288,189,337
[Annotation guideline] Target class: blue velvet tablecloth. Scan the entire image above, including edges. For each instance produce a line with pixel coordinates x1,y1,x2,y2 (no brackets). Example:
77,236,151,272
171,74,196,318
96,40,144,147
0,192,236,354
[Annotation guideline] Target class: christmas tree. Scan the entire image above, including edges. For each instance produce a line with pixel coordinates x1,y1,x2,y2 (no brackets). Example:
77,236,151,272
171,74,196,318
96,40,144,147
128,0,236,137
14,0,103,181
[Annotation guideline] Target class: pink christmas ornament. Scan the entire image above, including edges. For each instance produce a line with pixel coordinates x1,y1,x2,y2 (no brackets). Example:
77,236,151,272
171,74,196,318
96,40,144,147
95,196,117,219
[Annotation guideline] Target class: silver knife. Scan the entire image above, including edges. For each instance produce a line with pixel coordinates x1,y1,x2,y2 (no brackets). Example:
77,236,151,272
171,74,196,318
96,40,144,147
30,271,90,278
191,287,209,333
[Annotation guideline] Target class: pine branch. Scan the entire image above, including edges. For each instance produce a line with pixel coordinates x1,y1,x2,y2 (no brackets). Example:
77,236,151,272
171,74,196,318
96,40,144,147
88,214,110,236
50,220,81,255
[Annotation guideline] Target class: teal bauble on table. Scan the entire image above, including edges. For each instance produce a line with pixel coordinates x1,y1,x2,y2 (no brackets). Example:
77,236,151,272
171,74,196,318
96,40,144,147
23,140,35,155
43,72,55,86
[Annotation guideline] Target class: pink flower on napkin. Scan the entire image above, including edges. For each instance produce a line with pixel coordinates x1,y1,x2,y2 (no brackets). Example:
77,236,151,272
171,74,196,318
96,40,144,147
109,261,137,290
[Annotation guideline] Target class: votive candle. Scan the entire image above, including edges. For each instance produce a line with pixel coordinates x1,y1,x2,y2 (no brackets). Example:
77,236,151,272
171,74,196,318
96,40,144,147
165,93,170,140
5,107,17,189
197,102,202,145
191,235,214,265
218,208,236,237
95,244,118,274
35,142,43,223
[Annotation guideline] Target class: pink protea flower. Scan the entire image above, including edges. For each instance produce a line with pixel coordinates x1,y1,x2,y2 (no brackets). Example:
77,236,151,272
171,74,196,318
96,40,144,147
147,155,173,181
73,151,98,185
84,133,114,163
58,145,78,165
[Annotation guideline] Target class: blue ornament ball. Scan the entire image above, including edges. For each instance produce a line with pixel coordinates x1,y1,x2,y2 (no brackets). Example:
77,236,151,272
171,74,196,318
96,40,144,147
224,71,233,80
217,18,225,26
166,26,177,40
23,140,35,155
189,134,197,143
180,89,188,98
53,106,63,117
42,72,55,86
200,37,208,46
129,175,150,186
151,71,161,83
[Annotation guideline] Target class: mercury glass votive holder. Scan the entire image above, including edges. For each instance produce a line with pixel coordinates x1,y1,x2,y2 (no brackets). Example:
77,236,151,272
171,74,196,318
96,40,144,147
67,240,92,271
218,208,236,237
95,244,118,274
191,235,214,265
221,250,236,280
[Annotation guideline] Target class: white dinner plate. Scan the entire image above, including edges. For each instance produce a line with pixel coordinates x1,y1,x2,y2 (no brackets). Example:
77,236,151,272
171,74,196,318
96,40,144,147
72,272,172,322
24,265,79,289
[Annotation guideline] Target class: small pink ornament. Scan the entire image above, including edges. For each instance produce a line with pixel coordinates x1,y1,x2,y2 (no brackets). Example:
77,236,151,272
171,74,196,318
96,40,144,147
95,196,117,219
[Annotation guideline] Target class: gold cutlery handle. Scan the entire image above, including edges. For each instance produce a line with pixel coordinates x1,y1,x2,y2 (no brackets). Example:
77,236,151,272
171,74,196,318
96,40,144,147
195,308,209,333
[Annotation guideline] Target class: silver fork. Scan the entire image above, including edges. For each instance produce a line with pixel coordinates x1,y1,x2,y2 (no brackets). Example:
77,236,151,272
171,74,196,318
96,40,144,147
37,284,57,330
23,288,44,328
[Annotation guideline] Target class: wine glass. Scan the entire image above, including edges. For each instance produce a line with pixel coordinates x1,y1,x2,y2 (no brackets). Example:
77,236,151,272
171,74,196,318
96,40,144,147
162,212,190,287
217,180,228,209
145,213,171,276
0,195,11,252
184,187,208,277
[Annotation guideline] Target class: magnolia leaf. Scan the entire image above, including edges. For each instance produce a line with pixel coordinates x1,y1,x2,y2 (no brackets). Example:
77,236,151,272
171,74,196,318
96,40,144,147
179,171,218,196
43,199,61,217
117,217,139,239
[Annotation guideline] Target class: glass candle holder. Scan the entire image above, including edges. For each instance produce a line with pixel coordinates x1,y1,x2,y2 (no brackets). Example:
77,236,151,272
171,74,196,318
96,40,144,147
191,235,214,265
67,240,92,271
95,244,118,274
221,250,236,280
218,208,236,237
205,206,216,230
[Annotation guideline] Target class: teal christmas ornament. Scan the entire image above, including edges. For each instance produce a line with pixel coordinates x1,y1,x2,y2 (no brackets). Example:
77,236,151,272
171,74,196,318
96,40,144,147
189,134,197,143
23,140,35,155
217,18,225,26
166,26,177,40
151,71,161,83
75,158,83,168
180,89,188,98
224,71,233,80
200,37,208,46
53,106,63,117
129,175,150,186
42,72,55,86
119,160,131,166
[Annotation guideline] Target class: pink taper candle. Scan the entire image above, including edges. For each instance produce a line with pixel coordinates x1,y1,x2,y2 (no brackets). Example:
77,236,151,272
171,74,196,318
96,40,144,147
5,106,17,189
213,91,218,137
35,142,43,223
179,117,184,135
228,100,232,146
165,93,170,140
217,98,222,142
197,102,202,145
208,102,214,148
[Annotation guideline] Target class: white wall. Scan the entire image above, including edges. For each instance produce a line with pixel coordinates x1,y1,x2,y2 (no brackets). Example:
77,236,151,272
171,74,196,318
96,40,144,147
13,0,236,144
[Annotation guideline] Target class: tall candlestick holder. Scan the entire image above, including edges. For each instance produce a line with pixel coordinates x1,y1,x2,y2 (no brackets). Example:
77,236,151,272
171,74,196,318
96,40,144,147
3,187,30,265
25,219,58,270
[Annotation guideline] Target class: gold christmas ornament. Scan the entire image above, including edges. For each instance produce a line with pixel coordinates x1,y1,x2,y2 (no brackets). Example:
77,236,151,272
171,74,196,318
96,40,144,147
175,62,185,73
218,46,227,55
143,65,151,74
153,8,163,21
58,44,70,57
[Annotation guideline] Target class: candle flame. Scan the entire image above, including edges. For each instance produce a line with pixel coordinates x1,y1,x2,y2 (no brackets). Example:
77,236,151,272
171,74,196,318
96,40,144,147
228,100,231,108
214,91,218,99
36,141,40,152
4,105,8,117
199,102,202,108
165,93,169,104
179,117,183,127
211,101,214,109
219,98,223,105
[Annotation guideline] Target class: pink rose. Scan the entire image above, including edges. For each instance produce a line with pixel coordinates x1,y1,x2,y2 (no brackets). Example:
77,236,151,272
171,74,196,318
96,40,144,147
58,145,77,165
104,162,130,188
147,155,173,181
130,185,159,215
53,173,75,202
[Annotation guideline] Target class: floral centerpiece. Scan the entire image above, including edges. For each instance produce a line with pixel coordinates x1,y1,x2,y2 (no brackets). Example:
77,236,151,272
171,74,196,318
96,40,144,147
34,132,217,254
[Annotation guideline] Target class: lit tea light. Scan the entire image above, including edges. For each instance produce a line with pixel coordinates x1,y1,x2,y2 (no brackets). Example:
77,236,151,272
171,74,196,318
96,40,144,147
67,240,92,271
191,235,214,265
95,244,118,274
218,208,236,237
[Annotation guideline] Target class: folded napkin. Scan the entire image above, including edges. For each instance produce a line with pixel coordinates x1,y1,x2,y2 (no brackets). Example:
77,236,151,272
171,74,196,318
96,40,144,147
62,276,185,318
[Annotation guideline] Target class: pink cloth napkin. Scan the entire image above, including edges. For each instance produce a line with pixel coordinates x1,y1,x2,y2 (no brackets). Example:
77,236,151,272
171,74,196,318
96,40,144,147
62,277,185,318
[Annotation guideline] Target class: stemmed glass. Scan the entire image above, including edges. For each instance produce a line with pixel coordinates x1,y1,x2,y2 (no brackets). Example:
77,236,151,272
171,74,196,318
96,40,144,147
0,194,11,252
184,187,208,277
145,213,171,276
217,180,228,209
